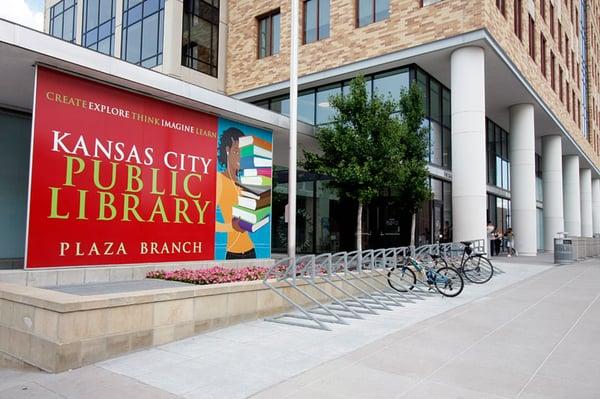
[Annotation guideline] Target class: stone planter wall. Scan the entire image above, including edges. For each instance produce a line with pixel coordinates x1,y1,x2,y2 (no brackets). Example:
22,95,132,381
0,258,275,287
0,273,386,372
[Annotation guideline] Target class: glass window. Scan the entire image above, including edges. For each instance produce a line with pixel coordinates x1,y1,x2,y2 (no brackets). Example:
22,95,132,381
373,69,409,101
270,96,290,116
342,76,372,98
357,0,388,27
430,80,441,122
122,0,164,68
416,69,429,115
50,0,77,42
83,0,115,55
430,121,443,166
258,11,280,58
255,100,269,109
374,0,389,21
431,178,442,201
298,91,316,125
303,0,330,44
316,85,341,125
182,0,219,77
442,88,451,127
442,127,451,168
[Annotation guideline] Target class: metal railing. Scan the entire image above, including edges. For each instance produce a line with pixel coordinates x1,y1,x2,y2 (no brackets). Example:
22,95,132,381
555,236,600,264
263,239,487,330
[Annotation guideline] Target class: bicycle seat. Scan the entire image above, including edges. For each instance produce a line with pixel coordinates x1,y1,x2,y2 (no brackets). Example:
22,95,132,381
461,241,472,246
430,254,440,259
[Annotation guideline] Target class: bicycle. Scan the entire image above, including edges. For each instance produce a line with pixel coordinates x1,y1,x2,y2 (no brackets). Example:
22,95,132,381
452,241,494,284
387,255,464,297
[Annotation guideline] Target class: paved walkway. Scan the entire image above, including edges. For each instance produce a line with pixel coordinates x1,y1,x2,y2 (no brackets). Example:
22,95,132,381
1,258,599,398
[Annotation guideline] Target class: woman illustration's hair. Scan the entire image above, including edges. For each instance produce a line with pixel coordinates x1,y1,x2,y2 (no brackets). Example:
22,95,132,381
218,127,245,166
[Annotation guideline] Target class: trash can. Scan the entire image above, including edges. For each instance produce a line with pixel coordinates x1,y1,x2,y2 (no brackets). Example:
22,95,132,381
554,238,575,264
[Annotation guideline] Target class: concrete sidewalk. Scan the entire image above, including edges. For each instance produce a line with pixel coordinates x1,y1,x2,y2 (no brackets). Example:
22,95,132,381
1,259,598,398
254,261,600,399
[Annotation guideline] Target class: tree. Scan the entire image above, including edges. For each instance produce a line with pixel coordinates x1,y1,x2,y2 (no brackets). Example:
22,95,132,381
392,83,431,247
303,76,430,251
302,76,405,251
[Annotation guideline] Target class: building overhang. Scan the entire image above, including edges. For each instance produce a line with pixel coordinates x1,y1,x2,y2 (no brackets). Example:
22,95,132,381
233,28,599,177
0,18,315,140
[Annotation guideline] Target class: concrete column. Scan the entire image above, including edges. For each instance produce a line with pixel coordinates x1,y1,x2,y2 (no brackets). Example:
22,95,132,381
161,0,184,77
580,169,593,237
563,155,581,236
542,135,564,251
450,47,487,249
509,104,537,256
592,178,600,235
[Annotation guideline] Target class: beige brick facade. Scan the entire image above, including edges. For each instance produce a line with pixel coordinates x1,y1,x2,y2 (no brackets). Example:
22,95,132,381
225,0,599,165
586,0,600,157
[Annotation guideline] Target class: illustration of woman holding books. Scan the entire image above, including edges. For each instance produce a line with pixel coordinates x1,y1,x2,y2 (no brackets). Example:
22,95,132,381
216,127,256,259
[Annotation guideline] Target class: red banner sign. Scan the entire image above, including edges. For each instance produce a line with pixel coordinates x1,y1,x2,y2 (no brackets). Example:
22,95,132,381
26,67,218,268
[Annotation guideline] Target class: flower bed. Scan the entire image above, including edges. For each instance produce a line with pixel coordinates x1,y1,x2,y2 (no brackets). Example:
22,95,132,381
147,266,269,285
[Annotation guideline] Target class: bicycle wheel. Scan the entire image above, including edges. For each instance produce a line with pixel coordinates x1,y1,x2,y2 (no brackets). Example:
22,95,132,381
387,266,416,292
431,256,448,270
462,256,494,284
433,267,464,297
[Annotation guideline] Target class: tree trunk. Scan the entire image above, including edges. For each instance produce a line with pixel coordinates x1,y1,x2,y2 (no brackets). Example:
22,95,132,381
410,212,416,248
356,201,363,252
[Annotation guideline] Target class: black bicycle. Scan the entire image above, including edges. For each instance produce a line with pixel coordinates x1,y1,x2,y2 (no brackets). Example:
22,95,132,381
453,241,494,284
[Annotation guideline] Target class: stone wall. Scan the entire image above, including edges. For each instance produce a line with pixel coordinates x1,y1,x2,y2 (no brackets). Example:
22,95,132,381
0,273,385,372
0,258,274,288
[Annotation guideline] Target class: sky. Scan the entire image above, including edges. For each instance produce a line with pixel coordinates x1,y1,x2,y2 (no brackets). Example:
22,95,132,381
0,0,45,30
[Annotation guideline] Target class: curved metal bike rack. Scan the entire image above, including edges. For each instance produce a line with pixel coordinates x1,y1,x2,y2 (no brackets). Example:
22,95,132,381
263,238,493,330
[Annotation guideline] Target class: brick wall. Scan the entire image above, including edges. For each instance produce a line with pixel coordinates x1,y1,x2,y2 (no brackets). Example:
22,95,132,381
225,0,599,165
226,0,484,94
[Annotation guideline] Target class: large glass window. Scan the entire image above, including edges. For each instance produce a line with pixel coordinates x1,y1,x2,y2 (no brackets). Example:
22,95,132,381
182,0,219,77
253,65,450,170
486,118,510,190
357,0,389,27
373,69,409,102
122,0,164,68
50,0,77,42
258,11,280,58
303,0,330,44
83,0,115,55
316,85,341,125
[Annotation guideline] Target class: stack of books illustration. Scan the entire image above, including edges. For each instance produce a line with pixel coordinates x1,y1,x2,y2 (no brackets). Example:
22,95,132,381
232,135,272,232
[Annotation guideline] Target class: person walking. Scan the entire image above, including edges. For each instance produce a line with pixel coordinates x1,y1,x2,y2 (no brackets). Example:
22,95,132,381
505,228,516,257
487,221,496,256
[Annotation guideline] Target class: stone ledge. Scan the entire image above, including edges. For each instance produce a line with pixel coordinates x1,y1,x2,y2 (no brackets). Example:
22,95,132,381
0,272,384,372
0,258,275,288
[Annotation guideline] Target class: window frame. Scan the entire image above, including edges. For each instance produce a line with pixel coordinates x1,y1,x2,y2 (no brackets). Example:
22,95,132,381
514,0,522,41
257,10,281,59
302,0,330,44
121,0,165,68
50,0,78,43
356,0,389,28
495,0,506,16
528,15,536,60
82,0,115,55
540,33,547,76
181,0,220,77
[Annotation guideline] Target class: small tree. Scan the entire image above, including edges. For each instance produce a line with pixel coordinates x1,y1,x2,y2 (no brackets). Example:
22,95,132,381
303,76,405,251
393,83,431,247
